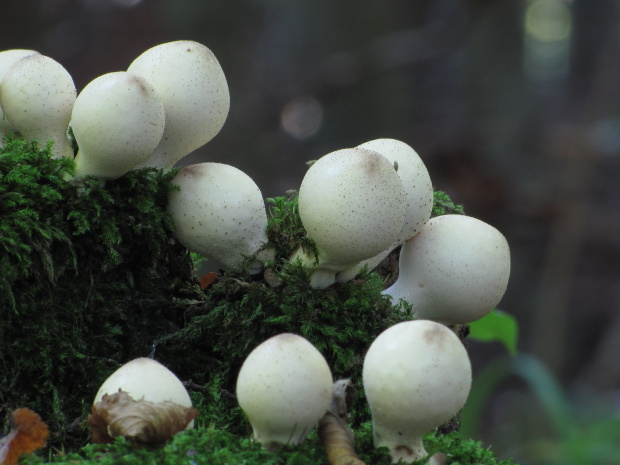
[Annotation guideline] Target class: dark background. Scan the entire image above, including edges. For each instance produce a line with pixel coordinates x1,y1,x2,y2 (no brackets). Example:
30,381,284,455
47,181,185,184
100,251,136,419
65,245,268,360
2,1,620,463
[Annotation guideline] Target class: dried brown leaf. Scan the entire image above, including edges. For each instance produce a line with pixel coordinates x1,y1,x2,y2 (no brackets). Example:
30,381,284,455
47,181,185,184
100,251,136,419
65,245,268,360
319,379,366,465
88,390,199,446
0,408,50,465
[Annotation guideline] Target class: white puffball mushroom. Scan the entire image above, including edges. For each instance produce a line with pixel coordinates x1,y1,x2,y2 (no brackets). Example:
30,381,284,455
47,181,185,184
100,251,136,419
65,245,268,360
358,138,433,242
0,53,76,158
70,71,165,180
0,49,39,143
336,138,433,282
236,333,333,450
127,40,230,169
363,320,472,463
94,357,194,427
167,162,271,273
383,214,511,324
292,147,406,288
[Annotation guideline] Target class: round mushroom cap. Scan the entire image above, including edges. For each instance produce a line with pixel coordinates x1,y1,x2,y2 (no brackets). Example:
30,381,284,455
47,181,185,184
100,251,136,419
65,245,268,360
128,40,230,169
94,357,192,408
167,162,268,271
384,214,511,324
70,71,165,179
298,147,406,268
358,138,433,242
363,320,471,441
0,49,39,138
0,53,76,158
236,333,333,447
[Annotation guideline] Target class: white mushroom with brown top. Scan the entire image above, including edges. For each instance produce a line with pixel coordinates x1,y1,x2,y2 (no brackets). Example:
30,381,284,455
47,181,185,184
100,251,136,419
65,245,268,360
167,162,272,273
127,40,230,169
291,147,406,288
236,333,333,450
363,320,472,463
383,214,511,324
0,53,76,158
70,71,165,180
336,138,433,282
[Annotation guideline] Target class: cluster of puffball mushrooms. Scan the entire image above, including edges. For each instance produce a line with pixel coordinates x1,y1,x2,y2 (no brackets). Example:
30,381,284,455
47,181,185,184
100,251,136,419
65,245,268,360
1,40,511,462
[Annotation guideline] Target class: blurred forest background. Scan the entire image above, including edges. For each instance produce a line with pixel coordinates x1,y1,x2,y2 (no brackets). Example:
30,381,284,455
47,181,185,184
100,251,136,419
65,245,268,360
1,0,620,463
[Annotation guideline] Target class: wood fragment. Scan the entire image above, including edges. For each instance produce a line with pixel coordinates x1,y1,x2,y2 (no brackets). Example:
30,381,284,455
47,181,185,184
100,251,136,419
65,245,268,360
318,379,366,465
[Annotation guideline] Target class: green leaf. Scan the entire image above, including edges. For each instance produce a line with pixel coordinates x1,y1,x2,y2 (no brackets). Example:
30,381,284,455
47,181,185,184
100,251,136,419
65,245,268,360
468,309,518,355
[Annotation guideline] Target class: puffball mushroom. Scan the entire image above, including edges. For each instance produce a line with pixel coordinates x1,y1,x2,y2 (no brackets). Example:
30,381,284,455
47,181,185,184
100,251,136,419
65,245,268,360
94,357,194,427
127,40,230,169
0,53,76,159
383,214,511,324
363,320,472,463
336,138,433,282
167,162,271,273
358,138,433,242
292,147,406,288
236,333,333,450
69,71,165,180
0,49,39,143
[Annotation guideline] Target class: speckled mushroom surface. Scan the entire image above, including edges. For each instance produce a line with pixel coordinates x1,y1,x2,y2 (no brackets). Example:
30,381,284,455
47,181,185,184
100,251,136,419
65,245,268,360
358,138,433,243
384,214,511,324
236,333,333,449
167,162,269,271
0,49,39,142
336,138,434,282
0,53,76,159
70,71,165,180
363,320,472,463
128,40,230,169
294,147,406,287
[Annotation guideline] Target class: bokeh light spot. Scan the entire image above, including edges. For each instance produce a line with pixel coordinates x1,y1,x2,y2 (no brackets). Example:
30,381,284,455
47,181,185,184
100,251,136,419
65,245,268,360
280,95,323,139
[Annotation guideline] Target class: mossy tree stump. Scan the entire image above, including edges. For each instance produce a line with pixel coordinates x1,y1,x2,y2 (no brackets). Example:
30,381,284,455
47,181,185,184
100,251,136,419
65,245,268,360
0,137,515,465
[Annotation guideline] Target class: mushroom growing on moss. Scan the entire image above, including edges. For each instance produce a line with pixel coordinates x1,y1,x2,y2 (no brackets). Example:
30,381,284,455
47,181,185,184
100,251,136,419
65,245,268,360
94,357,194,427
291,147,406,288
127,40,230,169
363,320,472,463
383,214,511,324
336,138,433,282
69,71,165,180
167,162,272,273
0,49,39,143
236,333,333,450
0,53,76,159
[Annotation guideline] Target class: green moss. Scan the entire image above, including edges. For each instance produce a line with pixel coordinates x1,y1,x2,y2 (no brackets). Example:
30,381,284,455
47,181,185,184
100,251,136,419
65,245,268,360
18,423,516,465
156,258,412,432
431,191,465,216
0,136,199,447
1,136,515,464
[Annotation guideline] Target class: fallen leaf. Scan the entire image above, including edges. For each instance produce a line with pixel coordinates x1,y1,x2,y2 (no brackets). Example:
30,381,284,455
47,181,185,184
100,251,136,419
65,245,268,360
88,390,199,446
199,272,218,290
0,408,49,465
